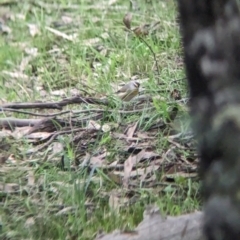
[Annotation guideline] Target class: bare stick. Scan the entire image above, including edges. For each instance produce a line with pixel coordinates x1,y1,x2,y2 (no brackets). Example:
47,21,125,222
0,96,109,110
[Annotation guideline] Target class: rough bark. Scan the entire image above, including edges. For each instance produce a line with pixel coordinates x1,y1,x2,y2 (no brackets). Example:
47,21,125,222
177,0,240,239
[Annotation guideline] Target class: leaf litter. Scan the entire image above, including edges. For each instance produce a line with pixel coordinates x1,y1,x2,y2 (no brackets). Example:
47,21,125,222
0,0,197,239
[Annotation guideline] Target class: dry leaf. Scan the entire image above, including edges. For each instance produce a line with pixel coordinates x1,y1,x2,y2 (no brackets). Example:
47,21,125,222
87,120,101,130
25,47,38,56
0,129,13,138
140,162,160,181
107,172,123,185
123,12,132,29
109,192,121,211
134,165,160,178
19,55,37,72
0,23,11,34
87,120,111,132
108,0,118,5
52,142,64,155
0,183,20,194
123,149,154,186
143,204,163,219
125,121,138,138
15,14,25,20
27,171,35,186
165,165,181,175
51,89,67,97
123,155,134,187
116,164,160,179
109,190,129,211
61,16,73,24
83,37,101,46
6,155,18,165
56,207,75,216
2,70,28,80
141,151,159,160
133,25,149,36
26,132,52,141
27,23,40,37
12,127,32,139
90,151,106,167
45,26,77,41
102,124,111,132
25,217,35,228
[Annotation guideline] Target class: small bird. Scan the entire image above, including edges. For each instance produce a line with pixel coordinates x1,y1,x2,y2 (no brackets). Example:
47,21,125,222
116,81,140,102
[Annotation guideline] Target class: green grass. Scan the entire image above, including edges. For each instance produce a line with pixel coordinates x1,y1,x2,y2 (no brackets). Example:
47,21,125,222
0,0,199,239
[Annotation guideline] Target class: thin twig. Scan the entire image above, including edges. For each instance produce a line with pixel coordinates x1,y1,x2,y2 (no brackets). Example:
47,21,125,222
0,96,109,110
137,35,161,83
28,127,91,154
167,138,189,150
169,77,187,84
0,113,103,129
0,105,154,118
0,118,41,127
0,108,72,117
73,107,154,115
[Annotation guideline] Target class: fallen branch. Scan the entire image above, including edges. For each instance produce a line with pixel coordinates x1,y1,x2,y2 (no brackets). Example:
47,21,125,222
0,107,155,117
0,118,41,127
27,127,93,154
0,96,109,110
0,113,103,129
0,108,72,117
